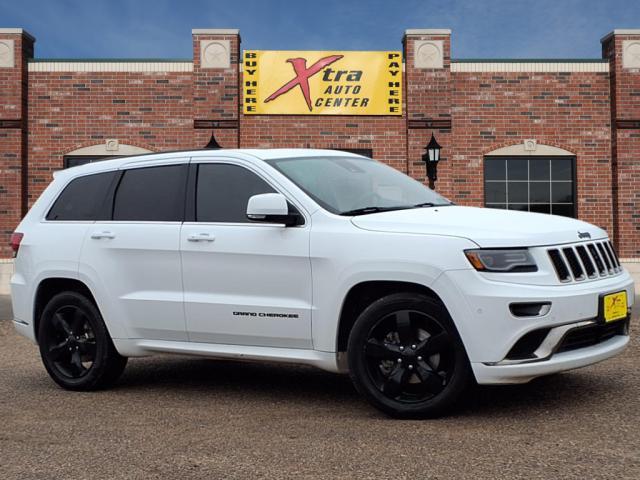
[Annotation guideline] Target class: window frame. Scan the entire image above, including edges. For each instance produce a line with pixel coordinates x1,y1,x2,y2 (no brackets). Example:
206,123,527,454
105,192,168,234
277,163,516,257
43,170,121,223
186,160,307,227
483,155,578,218
107,163,189,224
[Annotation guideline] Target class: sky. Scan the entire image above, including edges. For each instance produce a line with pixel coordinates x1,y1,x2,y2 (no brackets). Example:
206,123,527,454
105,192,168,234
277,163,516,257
1,0,639,59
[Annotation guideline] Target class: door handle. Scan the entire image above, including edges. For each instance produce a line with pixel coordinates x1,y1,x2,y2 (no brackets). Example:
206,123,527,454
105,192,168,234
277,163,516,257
91,231,116,240
187,233,215,242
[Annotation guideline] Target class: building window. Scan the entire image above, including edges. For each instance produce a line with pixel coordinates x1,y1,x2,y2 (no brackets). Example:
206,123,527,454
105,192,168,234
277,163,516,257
484,156,576,217
333,148,373,158
63,155,113,168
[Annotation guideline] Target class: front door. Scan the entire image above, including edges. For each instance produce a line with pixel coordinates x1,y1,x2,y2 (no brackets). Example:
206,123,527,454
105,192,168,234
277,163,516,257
180,161,313,348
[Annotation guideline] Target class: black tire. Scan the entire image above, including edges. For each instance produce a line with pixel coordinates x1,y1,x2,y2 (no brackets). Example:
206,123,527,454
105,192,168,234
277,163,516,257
38,291,127,391
347,293,472,418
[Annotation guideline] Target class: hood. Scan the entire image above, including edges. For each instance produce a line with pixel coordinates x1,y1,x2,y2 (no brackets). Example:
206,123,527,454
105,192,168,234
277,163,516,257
350,205,607,248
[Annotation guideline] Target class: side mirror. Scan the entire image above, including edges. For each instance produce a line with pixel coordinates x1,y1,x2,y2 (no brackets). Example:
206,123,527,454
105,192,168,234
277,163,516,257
246,193,301,227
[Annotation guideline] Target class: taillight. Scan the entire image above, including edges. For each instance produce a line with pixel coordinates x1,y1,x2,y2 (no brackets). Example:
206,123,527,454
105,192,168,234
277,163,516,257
10,232,23,257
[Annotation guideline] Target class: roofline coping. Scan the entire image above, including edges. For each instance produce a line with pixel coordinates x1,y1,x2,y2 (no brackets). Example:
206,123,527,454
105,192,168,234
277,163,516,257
0,28,35,41
404,29,451,36
192,28,239,35
601,29,640,43
29,58,192,63
452,58,608,63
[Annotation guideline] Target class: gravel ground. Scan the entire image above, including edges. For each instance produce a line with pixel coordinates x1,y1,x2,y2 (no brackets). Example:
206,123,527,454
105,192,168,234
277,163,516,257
1,295,639,479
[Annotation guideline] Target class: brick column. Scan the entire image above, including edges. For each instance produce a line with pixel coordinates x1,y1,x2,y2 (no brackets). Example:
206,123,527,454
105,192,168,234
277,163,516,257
0,28,34,257
403,29,453,193
602,30,640,258
191,29,241,149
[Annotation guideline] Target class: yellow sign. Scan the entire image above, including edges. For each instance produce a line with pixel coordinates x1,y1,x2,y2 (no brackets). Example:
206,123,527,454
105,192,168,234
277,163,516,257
603,291,627,322
243,50,402,115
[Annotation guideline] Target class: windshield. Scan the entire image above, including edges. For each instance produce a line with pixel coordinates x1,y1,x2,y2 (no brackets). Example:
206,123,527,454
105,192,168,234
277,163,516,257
265,156,452,215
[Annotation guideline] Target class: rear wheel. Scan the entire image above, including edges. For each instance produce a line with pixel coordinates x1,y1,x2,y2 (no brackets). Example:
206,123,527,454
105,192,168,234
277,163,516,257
38,291,127,390
347,293,472,418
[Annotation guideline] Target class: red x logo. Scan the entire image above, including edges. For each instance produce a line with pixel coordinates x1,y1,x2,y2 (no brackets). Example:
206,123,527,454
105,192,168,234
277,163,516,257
264,55,344,112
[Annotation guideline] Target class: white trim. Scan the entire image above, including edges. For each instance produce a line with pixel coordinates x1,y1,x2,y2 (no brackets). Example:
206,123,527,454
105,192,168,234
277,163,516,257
192,29,239,35
405,29,451,36
451,62,609,73
486,143,575,156
601,29,640,43
28,62,193,72
0,28,35,41
66,143,153,156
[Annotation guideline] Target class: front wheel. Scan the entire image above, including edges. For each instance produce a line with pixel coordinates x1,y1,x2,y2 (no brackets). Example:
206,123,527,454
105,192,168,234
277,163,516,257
38,291,127,391
347,293,472,418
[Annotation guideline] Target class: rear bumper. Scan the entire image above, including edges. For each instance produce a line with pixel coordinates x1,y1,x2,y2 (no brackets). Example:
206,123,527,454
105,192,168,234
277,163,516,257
472,334,629,384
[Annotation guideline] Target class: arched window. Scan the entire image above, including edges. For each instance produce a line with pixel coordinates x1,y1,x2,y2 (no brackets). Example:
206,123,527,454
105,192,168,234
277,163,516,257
63,144,153,168
484,144,576,218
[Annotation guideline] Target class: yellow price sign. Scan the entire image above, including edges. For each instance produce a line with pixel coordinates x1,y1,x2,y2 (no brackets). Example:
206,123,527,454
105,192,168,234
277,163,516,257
603,291,627,323
243,50,402,115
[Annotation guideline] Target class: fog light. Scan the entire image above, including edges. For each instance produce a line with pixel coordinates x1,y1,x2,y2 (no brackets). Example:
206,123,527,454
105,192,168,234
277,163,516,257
509,302,551,318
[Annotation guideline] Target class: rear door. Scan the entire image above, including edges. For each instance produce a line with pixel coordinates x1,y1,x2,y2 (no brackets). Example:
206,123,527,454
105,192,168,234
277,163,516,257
180,160,313,348
79,160,188,341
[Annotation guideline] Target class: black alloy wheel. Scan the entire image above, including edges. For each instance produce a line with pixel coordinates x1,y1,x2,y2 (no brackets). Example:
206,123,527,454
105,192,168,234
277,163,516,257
348,293,472,418
39,291,127,390
41,304,98,379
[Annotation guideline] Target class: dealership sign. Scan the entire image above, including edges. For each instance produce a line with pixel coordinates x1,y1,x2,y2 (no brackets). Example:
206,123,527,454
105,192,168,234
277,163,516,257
243,50,402,115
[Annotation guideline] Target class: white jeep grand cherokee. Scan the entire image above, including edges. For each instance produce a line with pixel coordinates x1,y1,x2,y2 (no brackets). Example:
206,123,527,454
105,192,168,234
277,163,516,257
10,149,634,417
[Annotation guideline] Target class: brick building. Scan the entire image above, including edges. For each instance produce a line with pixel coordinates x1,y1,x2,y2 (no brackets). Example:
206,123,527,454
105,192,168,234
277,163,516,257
1,27,640,268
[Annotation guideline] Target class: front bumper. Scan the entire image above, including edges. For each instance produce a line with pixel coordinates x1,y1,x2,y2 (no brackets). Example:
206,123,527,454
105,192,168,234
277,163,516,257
432,268,634,384
472,334,629,384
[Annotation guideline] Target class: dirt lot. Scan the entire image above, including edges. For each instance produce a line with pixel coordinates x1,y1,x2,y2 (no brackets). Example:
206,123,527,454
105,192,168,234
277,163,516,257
1,295,639,479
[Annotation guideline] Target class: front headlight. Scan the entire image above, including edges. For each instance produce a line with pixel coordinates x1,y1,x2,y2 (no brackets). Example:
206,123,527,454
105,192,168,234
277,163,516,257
464,249,537,272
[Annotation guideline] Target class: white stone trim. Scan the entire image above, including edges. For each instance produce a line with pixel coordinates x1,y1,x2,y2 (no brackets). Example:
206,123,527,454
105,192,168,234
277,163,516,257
192,29,239,35
0,28,35,41
0,39,15,68
28,62,193,72
200,39,231,69
451,62,609,73
601,29,640,43
0,260,13,295
66,143,153,156
414,40,444,69
486,143,575,157
405,29,451,36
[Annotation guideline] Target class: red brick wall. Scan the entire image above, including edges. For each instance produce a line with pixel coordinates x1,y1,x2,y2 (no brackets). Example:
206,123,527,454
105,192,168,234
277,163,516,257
2,27,640,259
404,32,452,188
603,33,640,258
0,31,33,257
192,32,240,148
27,70,195,202
448,69,613,236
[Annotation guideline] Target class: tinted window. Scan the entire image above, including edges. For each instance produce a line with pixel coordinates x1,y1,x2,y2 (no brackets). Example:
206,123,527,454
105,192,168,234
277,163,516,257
113,165,186,221
196,164,276,222
47,171,116,221
484,157,576,218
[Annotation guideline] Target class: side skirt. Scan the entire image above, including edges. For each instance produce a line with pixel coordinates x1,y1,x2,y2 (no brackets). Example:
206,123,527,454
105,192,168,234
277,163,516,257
112,338,343,373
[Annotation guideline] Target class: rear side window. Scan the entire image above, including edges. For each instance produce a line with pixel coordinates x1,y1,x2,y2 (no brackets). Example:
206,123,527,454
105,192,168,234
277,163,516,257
47,171,117,221
113,164,187,221
196,164,276,222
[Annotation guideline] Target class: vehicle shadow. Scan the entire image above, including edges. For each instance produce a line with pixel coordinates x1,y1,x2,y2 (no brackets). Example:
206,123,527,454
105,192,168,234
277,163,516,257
115,355,621,419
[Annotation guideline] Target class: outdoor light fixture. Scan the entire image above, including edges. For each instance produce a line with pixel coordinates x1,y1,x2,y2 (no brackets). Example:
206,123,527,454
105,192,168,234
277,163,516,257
422,133,442,189
204,130,222,149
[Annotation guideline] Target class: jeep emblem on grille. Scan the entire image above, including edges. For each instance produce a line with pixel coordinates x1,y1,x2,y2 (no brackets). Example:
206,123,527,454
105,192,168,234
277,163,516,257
578,231,591,239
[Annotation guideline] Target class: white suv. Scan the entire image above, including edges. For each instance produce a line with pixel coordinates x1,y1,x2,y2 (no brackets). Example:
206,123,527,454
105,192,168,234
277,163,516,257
10,149,634,417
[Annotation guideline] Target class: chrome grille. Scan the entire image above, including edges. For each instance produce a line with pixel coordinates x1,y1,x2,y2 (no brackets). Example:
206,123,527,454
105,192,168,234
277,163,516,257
548,240,622,283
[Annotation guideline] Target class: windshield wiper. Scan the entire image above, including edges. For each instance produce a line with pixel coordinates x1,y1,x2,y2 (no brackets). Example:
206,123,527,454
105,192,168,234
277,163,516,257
339,206,411,216
412,201,454,208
